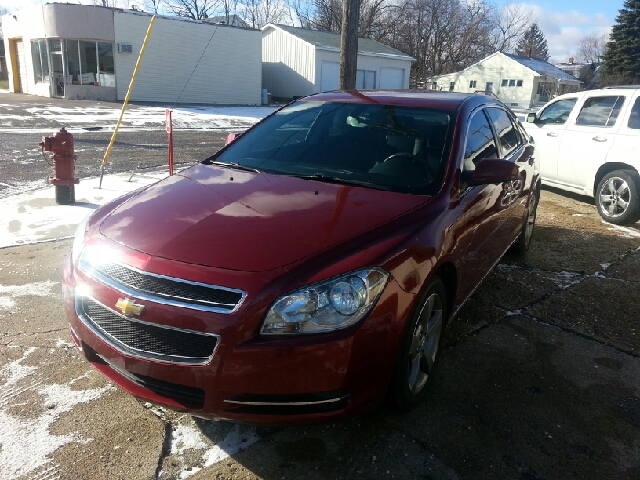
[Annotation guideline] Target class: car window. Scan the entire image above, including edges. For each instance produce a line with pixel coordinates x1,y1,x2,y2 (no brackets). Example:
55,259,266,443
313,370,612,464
463,110,497,171
628,97,640,129
214,101,455,195
575,96,625,127
485,107,522,158
538,98,577,125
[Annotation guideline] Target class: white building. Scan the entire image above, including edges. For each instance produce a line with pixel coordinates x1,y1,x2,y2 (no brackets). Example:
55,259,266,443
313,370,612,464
1,3,262,104
261,24,414,100
427,52,581,108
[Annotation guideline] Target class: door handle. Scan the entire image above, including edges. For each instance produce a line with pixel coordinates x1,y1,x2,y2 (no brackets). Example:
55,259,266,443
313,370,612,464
592,136,607,142
546,132,558,137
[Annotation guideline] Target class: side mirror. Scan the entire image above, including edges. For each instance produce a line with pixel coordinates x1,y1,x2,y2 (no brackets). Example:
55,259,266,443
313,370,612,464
225,132,240,146
526,112,537,123
464,158,519,187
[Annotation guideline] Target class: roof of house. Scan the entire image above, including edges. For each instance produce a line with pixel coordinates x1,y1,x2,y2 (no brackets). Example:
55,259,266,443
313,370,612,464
265,24,413,59
203,15,249,28
504,53,580,83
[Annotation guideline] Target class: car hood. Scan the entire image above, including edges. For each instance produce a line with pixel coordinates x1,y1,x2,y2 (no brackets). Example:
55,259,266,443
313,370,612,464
99,164,430,271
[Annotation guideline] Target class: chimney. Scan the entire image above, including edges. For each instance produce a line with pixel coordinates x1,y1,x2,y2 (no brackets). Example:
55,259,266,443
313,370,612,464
525,48,532,57
569,57,574,64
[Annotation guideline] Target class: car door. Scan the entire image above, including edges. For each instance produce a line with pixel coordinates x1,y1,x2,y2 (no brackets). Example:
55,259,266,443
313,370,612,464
608,93,640,173
525,97,578,181
485,107,535,239
451,107,511,301
556,95,626,192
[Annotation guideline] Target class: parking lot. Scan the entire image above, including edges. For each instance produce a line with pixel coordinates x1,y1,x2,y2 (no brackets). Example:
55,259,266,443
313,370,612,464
1,94,639,480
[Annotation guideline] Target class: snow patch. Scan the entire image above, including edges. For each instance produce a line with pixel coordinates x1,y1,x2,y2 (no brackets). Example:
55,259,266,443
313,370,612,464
0,348,113,480
0,281,59,311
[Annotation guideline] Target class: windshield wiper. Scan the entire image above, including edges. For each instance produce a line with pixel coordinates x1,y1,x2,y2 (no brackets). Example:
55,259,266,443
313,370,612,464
209,160,262,173
290,173,390,191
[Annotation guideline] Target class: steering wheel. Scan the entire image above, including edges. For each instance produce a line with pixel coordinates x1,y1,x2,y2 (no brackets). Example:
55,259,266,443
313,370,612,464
380,152,436,180
382,152,416,163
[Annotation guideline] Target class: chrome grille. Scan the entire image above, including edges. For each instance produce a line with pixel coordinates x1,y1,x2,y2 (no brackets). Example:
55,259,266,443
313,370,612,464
79,253,245,313
76,296,219,365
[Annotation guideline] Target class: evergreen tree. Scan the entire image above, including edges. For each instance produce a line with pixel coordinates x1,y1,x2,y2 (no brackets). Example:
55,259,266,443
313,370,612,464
601,0,640,85
515,23,549,61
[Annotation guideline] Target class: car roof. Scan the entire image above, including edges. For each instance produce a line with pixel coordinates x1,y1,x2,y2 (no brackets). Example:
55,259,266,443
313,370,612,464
300,90,501,111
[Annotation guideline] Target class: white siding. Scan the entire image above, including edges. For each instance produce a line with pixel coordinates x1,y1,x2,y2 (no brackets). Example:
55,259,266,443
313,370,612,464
262,27,315,98
114,13,261,104
428,53,538,107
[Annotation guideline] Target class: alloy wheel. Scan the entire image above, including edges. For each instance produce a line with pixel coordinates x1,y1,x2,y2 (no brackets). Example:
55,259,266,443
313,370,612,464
599,176,631,218
407,292,444,394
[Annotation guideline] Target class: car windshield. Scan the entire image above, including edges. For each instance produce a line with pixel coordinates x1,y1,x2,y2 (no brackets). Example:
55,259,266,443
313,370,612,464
209,100,454,195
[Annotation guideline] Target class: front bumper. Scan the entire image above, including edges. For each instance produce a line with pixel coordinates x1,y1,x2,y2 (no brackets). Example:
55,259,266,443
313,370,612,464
63,251,413,425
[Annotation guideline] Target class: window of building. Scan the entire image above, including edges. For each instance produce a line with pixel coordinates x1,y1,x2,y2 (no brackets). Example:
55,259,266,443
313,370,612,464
431,82,438,90
576,96,625,127
449,82,455,91
516,80,523,87
509,79,516,86
31,40,50,83
64,40,115,86
469,80,477,89
501,79,508,87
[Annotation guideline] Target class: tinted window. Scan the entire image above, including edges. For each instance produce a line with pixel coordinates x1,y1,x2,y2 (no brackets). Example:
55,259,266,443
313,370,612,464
538,98,577,124
485,107,522,158
464,110,497,171
627,97,640,129
215,101,454,195
576,96,625,127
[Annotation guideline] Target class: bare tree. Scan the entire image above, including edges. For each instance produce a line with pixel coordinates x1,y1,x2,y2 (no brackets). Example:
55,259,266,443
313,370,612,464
143,0,166,13
240,0,288,28
165,0,220,19
491,3,531,52
577,32,609,64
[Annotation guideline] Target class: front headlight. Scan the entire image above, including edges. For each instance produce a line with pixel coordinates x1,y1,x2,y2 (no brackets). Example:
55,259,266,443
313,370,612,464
261,268,389,335
71,212,92,266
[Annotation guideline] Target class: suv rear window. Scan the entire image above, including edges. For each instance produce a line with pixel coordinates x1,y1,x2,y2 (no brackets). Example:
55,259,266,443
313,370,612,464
628,97,640,129
576,96,625,127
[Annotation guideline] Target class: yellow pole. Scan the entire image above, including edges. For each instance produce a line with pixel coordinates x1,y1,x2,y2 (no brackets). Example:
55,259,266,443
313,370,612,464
100,15,156,188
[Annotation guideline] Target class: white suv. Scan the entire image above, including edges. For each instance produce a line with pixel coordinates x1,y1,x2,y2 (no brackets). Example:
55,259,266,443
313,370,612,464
523,87,640,225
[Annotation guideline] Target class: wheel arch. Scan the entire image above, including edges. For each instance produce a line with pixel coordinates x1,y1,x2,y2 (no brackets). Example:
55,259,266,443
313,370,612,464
432,261,457,325
593,163,639,196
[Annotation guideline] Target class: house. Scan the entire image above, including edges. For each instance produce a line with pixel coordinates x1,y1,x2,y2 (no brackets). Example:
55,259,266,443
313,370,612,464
427,52,581,108
554,57,594,83
261,24,414,100
1,3,261,104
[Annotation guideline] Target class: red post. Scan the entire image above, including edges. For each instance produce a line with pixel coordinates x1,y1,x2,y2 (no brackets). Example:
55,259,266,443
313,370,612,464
166,109,174,176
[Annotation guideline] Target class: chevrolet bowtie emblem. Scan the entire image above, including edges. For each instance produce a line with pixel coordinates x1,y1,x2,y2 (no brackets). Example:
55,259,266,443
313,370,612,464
115,298,144,316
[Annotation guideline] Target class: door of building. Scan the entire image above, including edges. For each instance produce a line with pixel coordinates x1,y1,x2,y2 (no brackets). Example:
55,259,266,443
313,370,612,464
15,40,28,93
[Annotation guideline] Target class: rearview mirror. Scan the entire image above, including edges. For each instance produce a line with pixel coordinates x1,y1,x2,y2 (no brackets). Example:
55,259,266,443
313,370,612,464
526,112,537,123
464,158,519,187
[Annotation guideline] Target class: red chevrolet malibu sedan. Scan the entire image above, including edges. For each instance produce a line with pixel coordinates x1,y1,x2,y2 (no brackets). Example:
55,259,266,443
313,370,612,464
63,91,538,425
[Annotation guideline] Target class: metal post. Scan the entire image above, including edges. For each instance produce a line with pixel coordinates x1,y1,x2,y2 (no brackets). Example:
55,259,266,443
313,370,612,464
166,109,174,176
99,15,156,188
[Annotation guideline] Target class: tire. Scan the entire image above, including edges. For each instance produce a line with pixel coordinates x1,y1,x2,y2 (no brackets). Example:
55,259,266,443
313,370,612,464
55,185,75,205
390,277,447,411
595,170,640,225
513,182,539,254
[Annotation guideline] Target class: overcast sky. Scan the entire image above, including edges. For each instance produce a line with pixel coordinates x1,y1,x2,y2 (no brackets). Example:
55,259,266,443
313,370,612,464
0,0,626,63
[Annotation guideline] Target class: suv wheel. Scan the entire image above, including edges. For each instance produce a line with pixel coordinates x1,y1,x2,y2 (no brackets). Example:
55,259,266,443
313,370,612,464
596,170,640,225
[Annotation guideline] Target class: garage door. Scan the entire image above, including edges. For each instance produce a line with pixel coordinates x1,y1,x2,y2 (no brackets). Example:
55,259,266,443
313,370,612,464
320,62,339,92
15,40,28,93
379,67,405,89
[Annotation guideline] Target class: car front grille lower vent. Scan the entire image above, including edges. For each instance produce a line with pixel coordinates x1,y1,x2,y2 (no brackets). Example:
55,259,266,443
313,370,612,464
223,391,349,415
80,254,245,314
75,296,219,365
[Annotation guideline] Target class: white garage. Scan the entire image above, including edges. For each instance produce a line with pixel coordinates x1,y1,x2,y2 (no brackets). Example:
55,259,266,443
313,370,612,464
262,24,414,100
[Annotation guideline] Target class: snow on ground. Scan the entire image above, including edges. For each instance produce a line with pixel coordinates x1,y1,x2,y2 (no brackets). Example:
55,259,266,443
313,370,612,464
0,104,276,133
0,171,167,249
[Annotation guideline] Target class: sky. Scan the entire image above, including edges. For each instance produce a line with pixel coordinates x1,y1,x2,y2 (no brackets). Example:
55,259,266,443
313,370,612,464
0,0,627,62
